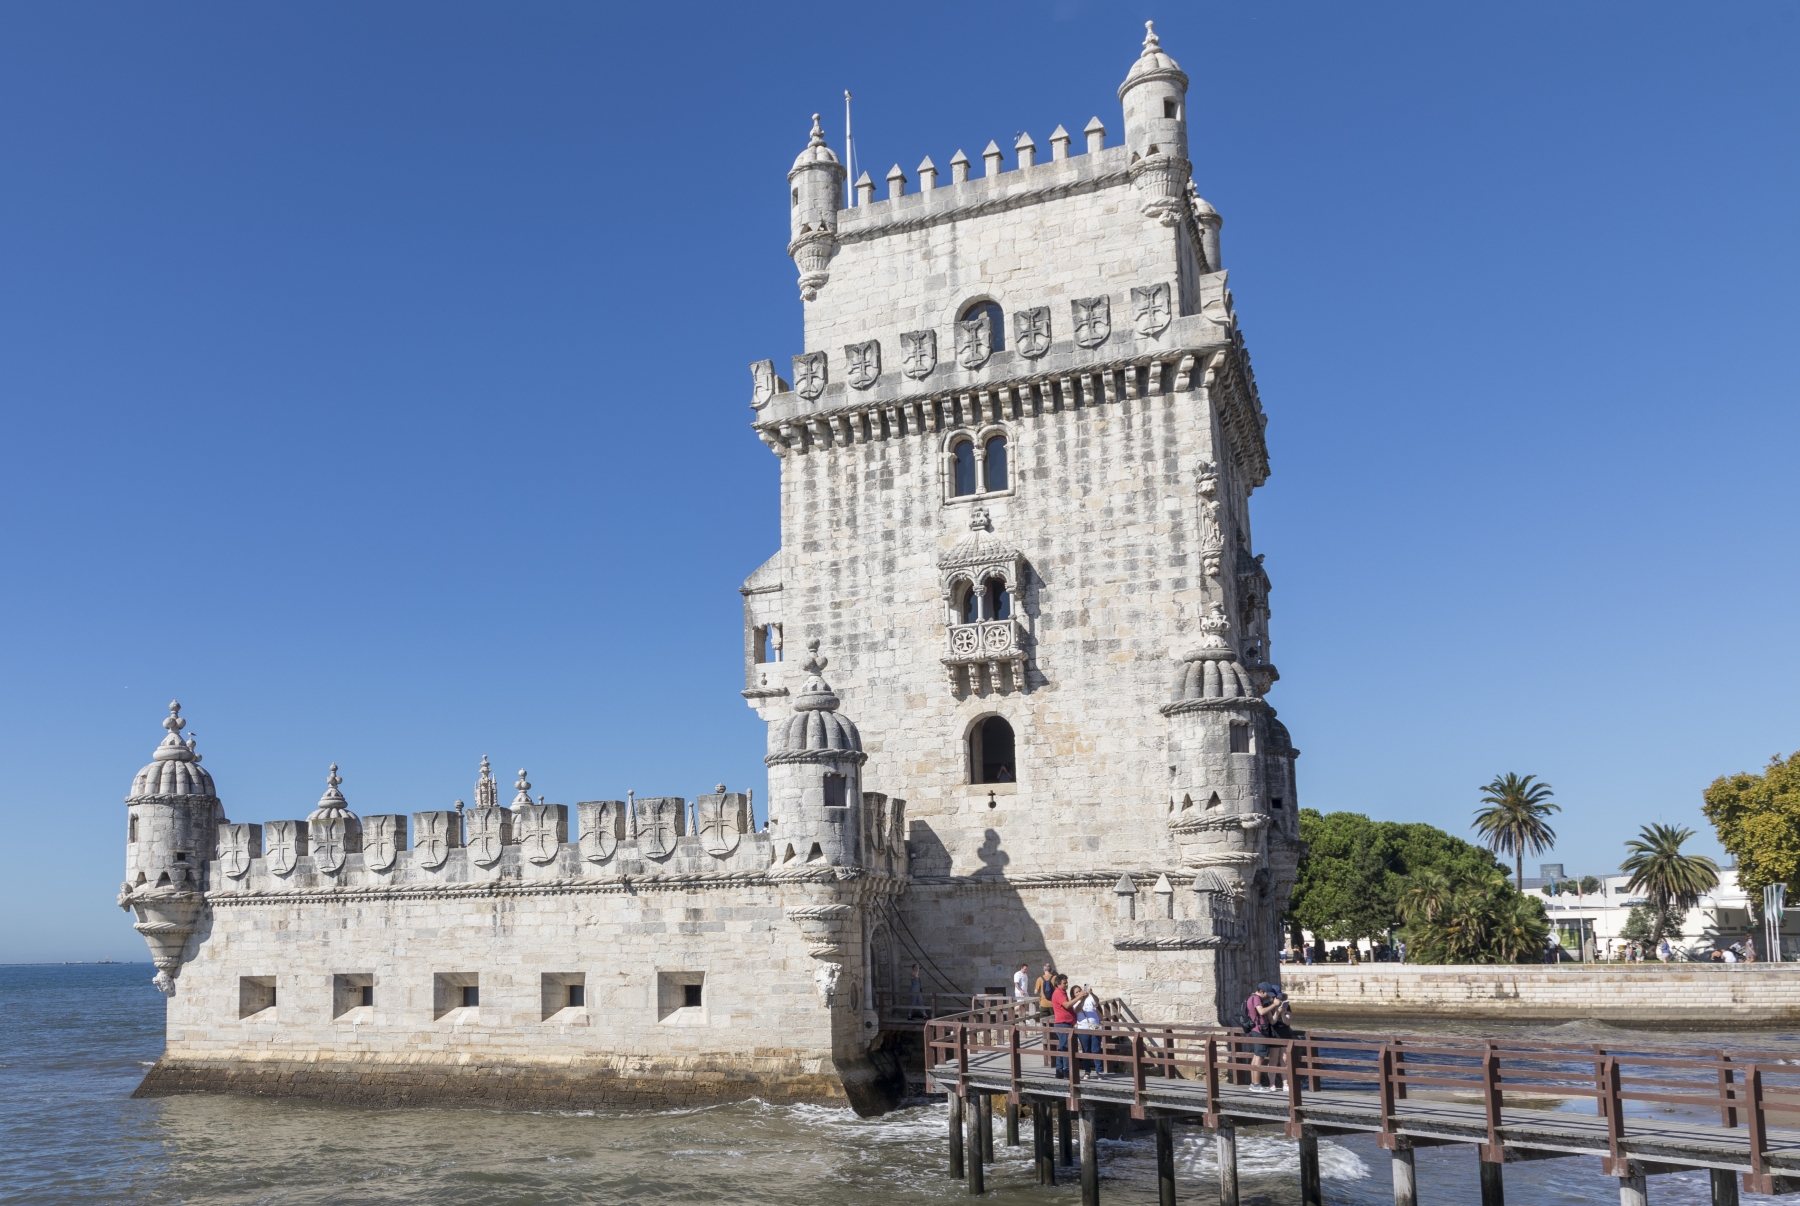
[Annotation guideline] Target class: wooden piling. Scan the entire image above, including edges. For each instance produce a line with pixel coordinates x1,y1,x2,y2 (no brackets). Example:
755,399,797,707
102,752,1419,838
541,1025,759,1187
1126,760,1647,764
1059,1100,1074,1166
1479,1157,1504,1206
1391,1144,1417,1206
1080,1105,1100,1206
1712,1167,1740,1206
948,1091,964,1180
1034,1101,1056,1185
980,1092,994,1162
1006,1099,1020,1146
966,1092,985,1195
1217,1125,1239,1206
1155,1116,1176,1206
1298,1128,1322,1206
1619,1169,1648,1206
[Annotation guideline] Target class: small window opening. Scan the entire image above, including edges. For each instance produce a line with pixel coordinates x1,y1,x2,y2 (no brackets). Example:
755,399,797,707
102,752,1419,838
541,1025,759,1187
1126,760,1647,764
971,716,1017,785
174,852,189,863
982,577,1011,621
658,971,706,1021
156,872,171,887
806,841,824,862
238,976,277,1018
960,300,1006,351
135,872,147,885
462,985,480,1008
569,984,585,1008
1271,798,1285,810
823,773,847,809
983,434,1008,492
756,623,784,663
791,187,799,207
1207,792,1222,809
952,440,977,496
361,984,374,1007
684,983,703,1009
1230,724,1251,754
128,814,139,843
1163,98,1177,118
541,972,586,1019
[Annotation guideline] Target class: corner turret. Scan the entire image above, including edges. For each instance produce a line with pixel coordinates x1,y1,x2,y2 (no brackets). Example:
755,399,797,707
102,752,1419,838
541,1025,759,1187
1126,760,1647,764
1119,21,1193,226
788,115,846,301
119,702,223,994
765,641,867,868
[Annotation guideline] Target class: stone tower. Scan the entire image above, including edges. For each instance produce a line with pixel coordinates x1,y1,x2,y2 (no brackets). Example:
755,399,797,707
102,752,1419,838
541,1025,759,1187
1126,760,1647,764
745,22,1301,1025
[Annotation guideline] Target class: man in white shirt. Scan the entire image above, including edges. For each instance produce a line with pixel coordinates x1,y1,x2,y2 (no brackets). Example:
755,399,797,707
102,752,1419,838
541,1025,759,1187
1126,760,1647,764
1013,963,1030,1002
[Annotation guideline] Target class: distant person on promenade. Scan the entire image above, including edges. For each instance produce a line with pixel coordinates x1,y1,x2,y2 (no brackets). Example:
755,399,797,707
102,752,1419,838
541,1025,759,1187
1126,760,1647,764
1013,963,1030,1003
1397,940,1407,964
1034,963,1056,1017
1050,975,1075,1076
1657,938,1672,963
1743,935,1758,962
1303,944,1314,966
908,964,925,1018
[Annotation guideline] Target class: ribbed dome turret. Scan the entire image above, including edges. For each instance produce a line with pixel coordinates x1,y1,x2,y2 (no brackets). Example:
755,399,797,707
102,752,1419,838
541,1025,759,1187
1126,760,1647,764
790,114,843,173
127,702,217,801
1169,608,1260,703
306,763,357,821
769,641,866,761
1119,20,1188,96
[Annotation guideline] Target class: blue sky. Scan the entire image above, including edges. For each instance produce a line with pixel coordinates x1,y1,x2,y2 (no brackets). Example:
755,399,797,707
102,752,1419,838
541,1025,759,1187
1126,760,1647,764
1,3,1795,961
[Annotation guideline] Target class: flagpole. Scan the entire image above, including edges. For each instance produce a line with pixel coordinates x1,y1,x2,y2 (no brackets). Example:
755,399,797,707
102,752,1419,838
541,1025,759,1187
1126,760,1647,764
844,90,855,208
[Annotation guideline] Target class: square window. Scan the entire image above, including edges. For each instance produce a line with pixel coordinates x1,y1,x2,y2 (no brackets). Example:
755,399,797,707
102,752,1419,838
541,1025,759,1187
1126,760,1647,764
657,971,706,1023
540,972,587,1021
684,983,703,1009
238,975,277,1019
1229,724,1251,754
823,773,847,809
462,985,479,1008
433,972,480,1020
569,984,585,1008
332,973,375,1020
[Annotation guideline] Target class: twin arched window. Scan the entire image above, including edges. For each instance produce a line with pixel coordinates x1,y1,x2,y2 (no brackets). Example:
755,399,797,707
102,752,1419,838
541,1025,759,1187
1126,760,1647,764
957,575,1012,624
951,432,1009,498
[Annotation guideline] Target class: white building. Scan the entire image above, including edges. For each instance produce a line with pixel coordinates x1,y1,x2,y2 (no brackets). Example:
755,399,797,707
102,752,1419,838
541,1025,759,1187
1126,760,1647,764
1525,866,1797,960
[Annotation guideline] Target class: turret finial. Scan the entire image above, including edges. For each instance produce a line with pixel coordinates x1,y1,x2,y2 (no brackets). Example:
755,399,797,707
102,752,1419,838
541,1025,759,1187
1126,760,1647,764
513,768,533,808
164,701,185,734
1143,19,1160,54
308,762,354,819
807,113,826,147
803,638,826,675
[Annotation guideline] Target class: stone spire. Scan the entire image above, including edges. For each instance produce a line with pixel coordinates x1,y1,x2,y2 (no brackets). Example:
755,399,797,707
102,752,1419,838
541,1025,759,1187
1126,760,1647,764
307,764,356,821
128,701,217,801
475,755,498,809
512,768,533,810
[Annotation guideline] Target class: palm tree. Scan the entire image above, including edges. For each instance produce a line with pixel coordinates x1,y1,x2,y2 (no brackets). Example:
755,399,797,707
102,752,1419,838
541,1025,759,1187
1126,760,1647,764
1398,869,1455,925
1621,823,1720,945
1474,773,1561,890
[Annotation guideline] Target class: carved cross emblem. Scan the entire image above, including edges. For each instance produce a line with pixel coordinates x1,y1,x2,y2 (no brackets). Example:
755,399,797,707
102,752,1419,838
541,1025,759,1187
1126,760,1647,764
750,358,778,409
267,820,302,877
1199,272,1235,329
365,815,401,872
843,340,881,390
415,811,454,869
1072,296,1111,348
900,330,937,379
1014,307,1052,358
792,351,828,400
466,807,507,867
955,311,993,370
219,823,258,878
699,794,743,857
518,804,562,865
1131,283,1171,337
578,800,620,863
637,797,679,859
313,818,348,874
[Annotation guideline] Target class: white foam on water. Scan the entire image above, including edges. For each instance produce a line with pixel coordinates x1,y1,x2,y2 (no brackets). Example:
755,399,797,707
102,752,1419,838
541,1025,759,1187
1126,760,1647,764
1173,1129,1372,1180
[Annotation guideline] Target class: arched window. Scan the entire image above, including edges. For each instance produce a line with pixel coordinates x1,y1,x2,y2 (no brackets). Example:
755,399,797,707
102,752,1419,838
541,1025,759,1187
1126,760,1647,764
983,434,1008,492
952,439,977,496
970,716,1017,785
128,814,139,843
959,583,981,624
960,300,1006,351
983,577,1010,621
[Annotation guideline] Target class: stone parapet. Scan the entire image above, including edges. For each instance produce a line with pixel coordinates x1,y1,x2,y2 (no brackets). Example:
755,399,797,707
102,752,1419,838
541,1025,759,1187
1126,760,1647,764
1282,964,1800,1025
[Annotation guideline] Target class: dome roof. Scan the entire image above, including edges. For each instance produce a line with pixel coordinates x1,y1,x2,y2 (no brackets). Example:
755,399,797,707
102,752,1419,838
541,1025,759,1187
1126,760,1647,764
127,701,217,801
791,114,843,173
939,504,1021,572
1119,21,1189,96
1170,608,1260,703
768,642,865,761
306,763,357,822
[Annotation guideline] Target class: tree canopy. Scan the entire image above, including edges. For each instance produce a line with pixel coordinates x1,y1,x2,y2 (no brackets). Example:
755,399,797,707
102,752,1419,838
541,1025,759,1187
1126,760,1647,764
1702,751,1800,898
1287,810,1538,962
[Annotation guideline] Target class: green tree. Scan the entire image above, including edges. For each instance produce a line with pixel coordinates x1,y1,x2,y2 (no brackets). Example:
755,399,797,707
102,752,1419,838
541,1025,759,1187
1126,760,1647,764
1579,875,1602,894
1398,868,1548,964
1702,752,1800,899
1473,773,1560,891
1620,822,1719,944
1619,905,1655,947
1288,811,1401,952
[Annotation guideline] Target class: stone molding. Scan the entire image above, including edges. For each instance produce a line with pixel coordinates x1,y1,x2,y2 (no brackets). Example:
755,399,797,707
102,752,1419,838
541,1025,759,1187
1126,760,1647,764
205,869,910,908
764,747,870,767
1159,695,1269,717
1113,934,1230,951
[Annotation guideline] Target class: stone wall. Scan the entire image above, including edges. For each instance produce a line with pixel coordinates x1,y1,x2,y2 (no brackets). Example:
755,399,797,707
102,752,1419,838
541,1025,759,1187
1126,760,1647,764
1282,964,1800,1025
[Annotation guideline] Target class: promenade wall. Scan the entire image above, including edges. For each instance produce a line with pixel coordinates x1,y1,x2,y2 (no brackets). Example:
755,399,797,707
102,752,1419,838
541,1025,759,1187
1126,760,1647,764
1281,964,1800,1026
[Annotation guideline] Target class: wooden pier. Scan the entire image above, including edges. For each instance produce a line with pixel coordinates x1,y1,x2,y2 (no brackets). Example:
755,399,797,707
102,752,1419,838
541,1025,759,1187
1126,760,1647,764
925,1001,1800,1205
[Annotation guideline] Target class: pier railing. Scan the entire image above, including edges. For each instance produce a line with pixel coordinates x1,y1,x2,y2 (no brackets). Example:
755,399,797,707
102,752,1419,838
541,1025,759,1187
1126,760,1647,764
925,1006,1800,1198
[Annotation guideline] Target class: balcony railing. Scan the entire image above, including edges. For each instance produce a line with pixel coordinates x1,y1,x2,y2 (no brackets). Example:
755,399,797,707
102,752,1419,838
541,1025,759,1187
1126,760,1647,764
943,619,1028,693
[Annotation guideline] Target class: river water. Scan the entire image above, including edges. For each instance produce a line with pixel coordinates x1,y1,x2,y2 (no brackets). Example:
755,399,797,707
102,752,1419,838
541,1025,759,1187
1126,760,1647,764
3,963,1794,1205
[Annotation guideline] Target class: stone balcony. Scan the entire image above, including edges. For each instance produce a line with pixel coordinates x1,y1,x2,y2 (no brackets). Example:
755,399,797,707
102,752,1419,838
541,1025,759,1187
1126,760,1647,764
942,618,1028,694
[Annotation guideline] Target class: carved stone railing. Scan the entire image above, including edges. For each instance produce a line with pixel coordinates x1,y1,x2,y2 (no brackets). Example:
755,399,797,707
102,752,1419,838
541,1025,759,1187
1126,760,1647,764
943,618,1028,693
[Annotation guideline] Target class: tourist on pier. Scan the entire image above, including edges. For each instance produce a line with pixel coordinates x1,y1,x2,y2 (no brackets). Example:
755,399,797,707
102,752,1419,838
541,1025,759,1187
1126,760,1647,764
1013,963,1030,1003
1050,975,1075,1076
1033,963,1056,1016
1073,984,1104,1073
1246,983,1285,1091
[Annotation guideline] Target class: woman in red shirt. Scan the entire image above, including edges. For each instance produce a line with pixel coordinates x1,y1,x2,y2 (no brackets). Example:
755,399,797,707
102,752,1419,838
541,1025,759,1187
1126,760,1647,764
1050,975,1075,1076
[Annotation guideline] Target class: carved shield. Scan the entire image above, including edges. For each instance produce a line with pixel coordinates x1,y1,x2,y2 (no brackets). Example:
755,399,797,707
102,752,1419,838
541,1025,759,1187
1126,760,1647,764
1131,283,1172,337
900,330,937,379
413,810,459,870
955,311,992,370
218,822,261,879
1199,271,1235,328
365,815,405,872
844,340,881,390
466,806,510,867
1072,296,1111,348
266,820,306,877
1014,307,1051,358
636,796,683,859
698,793,746,857
792,351,828,400
517,803,566,865
312,817,349,874
577,800,622,863
750,358,778,409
